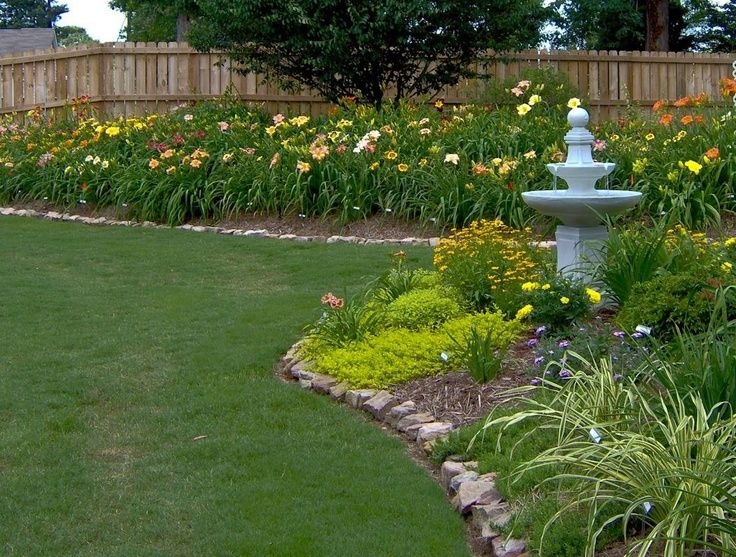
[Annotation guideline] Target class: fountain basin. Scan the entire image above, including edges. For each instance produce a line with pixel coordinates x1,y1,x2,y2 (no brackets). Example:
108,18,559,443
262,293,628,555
522,189,642,227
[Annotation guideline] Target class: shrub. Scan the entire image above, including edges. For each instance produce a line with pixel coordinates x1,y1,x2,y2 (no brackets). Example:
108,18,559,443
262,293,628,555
312,328,451,388
616,270,720,339
383,286,463,330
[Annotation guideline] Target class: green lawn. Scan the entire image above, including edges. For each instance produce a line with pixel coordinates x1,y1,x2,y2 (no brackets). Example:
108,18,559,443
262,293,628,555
0,217,470,557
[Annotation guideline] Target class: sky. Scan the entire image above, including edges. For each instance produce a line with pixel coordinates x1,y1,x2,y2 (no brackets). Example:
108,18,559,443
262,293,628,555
56,0,127,43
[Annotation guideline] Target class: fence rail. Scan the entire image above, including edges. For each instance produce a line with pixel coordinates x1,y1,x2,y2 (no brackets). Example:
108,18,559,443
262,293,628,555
0,42,733,121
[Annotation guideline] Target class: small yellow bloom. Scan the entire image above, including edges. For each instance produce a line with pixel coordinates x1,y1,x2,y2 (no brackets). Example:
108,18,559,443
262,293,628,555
385,150,398,160
397,163,409,172
585,288,602,304
190,159,202,168
148,159,160,169
222,152,233,163
288,115,310,126
515,304,534,320
721,261,733,273
444,153,459,165
521,281,540,291
523,150,536,160
369,161,380,171
683,160,702,174
567,97,581,109
105,126,121,137
645,133,655,141
296,160,311,173
418,158,428,167
541,283,551,290
725,238,736,248
166,165,176,174
517,103,532,116
528,94,542,106
632,158,648,174
560,296,570,305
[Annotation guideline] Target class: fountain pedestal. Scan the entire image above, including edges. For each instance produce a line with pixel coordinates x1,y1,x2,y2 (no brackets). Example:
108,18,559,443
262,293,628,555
556,225,608,280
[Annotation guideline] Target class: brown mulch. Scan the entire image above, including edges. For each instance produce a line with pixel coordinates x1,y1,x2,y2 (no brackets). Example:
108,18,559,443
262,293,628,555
390,339,535,428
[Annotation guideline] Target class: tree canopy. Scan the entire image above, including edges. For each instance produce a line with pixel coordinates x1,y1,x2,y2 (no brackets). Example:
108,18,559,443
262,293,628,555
0,0,67,28
54,24,93,46
109,0,197,41
546,0,736,52
184,0,548,109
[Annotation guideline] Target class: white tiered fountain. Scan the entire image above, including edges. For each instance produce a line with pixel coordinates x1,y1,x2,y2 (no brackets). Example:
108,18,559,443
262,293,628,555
522,106,642,280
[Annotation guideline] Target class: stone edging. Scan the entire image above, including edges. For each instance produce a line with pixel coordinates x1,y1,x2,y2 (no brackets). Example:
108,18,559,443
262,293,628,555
276,343,528,557
0,206,441,247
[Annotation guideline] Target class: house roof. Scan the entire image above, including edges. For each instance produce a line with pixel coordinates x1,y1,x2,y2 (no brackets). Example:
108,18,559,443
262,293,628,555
0,28,57,56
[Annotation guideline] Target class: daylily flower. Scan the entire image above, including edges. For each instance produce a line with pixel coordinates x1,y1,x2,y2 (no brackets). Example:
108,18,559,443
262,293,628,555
444,153,459,165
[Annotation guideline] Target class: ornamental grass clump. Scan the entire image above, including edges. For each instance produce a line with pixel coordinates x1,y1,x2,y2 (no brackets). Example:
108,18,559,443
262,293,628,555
478,353,736,557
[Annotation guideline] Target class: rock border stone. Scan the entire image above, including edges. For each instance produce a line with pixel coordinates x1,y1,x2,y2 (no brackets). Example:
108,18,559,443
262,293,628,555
0,206,442,247
276,345,528,557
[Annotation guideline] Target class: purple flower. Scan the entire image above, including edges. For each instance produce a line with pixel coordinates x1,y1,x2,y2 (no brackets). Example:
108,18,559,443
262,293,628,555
527,338,538,348
632,332,644,339
559,369,572,379
613,373,624,382
530,378,541,386
534,356,545,366
535,325,547,337
559,340,570,349
613,331,626,339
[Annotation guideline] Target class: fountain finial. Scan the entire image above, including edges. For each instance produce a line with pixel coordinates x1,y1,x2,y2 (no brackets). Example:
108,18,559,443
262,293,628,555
563,107,595,165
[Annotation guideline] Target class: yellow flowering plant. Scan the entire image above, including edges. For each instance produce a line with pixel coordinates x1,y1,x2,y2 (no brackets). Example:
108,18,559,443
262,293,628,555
433,218,548,312
511,275,597,332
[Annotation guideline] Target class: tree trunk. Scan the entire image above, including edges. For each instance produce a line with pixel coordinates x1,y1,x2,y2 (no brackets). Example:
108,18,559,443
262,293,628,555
645,0,669,51
176,12,190,42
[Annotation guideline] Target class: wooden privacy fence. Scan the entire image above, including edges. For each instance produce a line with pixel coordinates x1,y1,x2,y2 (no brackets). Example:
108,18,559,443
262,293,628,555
0,42,733,121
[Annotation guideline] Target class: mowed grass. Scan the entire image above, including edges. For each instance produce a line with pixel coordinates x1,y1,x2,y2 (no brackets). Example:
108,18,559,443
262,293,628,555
0,217,470,557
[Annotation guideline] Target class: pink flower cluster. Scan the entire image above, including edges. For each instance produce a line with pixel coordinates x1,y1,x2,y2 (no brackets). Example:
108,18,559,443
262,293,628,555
320,292,344,309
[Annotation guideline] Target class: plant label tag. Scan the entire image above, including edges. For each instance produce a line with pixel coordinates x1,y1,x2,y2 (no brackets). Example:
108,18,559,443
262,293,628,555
589,428,602,444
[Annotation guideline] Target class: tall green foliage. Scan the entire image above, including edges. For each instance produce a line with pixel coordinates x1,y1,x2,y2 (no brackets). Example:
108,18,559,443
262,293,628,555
185,0,549,109
0,0,67,28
